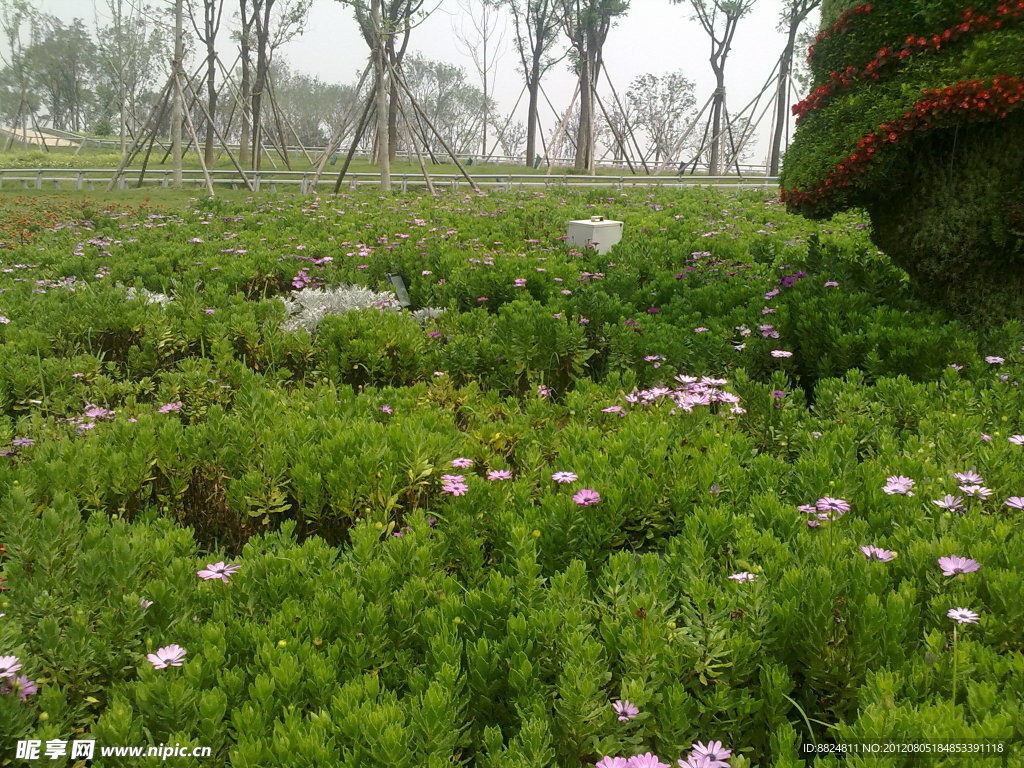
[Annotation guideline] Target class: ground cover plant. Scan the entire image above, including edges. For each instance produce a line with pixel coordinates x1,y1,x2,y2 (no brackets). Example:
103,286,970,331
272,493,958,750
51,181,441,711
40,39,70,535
0,186,1022,766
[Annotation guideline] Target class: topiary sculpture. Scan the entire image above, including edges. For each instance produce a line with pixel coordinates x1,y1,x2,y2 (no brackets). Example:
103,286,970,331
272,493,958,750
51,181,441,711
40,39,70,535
781,0,1024,322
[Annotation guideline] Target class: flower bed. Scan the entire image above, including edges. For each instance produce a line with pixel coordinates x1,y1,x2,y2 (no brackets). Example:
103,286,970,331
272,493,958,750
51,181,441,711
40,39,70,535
1,188,1022,765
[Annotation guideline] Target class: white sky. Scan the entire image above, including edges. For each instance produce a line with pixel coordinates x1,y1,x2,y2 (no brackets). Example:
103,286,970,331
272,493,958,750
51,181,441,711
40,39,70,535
37,0,815,165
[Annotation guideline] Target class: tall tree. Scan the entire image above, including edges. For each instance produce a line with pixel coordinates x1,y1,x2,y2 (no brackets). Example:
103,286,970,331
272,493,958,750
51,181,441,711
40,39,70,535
237,0,254,165
557,0,629,172
401,53,491,155
248,0,311,169
345,1,426,163
505,0,562,166
672,0,757,175
95,0,166,156
187,0,225,165
0,0,37,146
26,16,96,131
452,0,505,157
769,0,820,176
625,70,696,164
340,0,432,186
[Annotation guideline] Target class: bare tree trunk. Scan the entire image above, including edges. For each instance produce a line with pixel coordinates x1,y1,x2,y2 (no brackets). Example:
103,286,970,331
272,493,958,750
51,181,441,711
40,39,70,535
709,68,724,175
238,0,251,167
386,39,400,162
205,47,217,166
525,69,540,166
575,55,591,171
481,22,487,158
172,0,183,187
371,0,390,191
769,25,799,176
252,1,271,171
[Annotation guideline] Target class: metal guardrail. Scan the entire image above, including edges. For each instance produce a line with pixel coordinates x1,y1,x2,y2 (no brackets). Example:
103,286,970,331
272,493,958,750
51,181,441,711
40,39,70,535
3,128,775,175
0,168,780,193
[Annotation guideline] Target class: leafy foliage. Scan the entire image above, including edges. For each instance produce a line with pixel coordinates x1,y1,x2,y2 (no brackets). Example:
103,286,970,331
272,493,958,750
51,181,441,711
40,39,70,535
1,188,1022,765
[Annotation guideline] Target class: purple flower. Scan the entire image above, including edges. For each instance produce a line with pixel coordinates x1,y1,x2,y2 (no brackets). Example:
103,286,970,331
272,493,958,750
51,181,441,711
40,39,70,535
938,556,980,576
197,562,241,583
451,457,474,468
627,754,670,768
1009,435,1024,445
947,607,980,624
441,482,469,496
770,350,793,358
861,546,896,562
688,741,732,768
158,401,183,413
602,405,624,413
84,404,115,420
552,471,578,483
10,438,34,447
5,674,38,701
147,644,187,669
0,656,21,679
140,598,154,610
1005,497,1024,509
487,470,512,481
816,497,850,516
379,405,393,415
985,356,1004,364
824,281,839,287
729,572,757,583
882,476,915,496
440,474,464,483
932,495,965,512
953,470,984,484
573,489,601,506
678,757,715,768
596,759,630,768
612,699,639,721
537,384,552,398
959,485,992,499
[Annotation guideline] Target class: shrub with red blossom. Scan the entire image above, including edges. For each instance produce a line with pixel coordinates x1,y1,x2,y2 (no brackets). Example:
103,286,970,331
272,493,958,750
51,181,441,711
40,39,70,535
782,0,1024,321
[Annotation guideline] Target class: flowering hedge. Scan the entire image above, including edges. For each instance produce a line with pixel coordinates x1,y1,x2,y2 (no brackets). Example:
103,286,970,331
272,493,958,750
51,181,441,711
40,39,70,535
781,0,1024,321
781,1,1024,219
782,75,1024,215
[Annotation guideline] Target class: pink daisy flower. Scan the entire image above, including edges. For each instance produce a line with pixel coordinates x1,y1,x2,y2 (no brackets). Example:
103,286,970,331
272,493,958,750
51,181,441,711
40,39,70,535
947,607,979,624
861,546,896,562
612,699,639,721
938,556,980,576
573,489,601,506
197,562,241,583
147,644,187,669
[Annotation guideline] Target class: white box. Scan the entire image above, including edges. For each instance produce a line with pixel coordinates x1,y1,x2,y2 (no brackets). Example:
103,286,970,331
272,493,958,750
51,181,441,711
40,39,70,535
566,216,623,254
